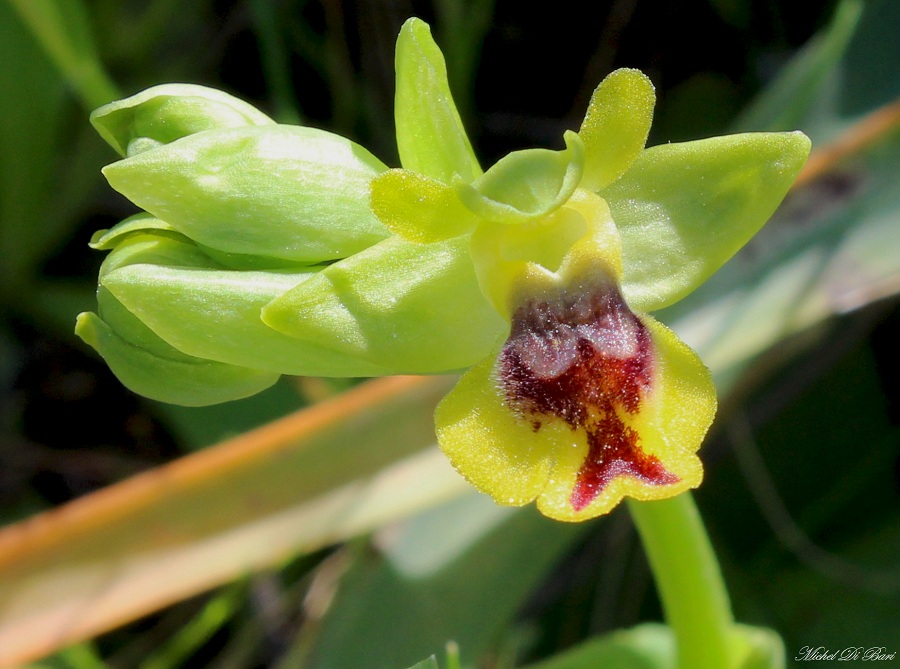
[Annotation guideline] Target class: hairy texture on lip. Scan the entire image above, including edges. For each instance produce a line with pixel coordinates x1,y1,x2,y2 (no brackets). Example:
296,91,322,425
498,277,679,511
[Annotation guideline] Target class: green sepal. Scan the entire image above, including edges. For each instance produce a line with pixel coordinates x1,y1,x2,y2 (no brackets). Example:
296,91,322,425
95,232,218,357
261,235,506,373
80,231,280,405
100,237,394,377
101,125,390,263
457,131,584,224
394,18,481,183
370,169,480,243
603,131,811,312
579,68,655,191
92,214,324,270
75,312,278,406
90,83,274,157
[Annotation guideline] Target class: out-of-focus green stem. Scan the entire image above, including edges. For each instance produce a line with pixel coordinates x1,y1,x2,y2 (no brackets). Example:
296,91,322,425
5,0,120,109
627,493,735,669
248,0,302,125
445,641,461,669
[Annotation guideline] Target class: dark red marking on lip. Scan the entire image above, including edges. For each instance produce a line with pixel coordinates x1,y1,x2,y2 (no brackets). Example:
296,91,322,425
498,275,679,511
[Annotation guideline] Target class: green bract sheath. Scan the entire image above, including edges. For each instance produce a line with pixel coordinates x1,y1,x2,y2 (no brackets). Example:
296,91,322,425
80,17,811,521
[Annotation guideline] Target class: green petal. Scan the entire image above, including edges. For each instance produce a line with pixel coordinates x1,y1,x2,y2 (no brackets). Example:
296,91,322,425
370,169,479,243
261,235,506,373
102,125,390,263
98,229,216,277
604,131,811,312
89,212,179,250
458,131,585,223
578,68,655,191
91,83,274,157
394,18,481,183
75,312,278,406
102,263,392,378
91,214,313,269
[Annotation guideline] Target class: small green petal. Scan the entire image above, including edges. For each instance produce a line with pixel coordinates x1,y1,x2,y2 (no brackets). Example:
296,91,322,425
92,215,322,270
192,244,320,270
370,169,480,243
91,83,274,157
394,18,481,183
89,212,178,250
101,125,390,263
458,131,585,223
75,312,278,406
98,229,215,277
578,68,655,191
469,189,617,317
605,131,811,312
261,235,506,373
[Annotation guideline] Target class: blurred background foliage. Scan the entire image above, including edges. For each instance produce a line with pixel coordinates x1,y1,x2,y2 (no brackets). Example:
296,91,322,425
0,0,898,667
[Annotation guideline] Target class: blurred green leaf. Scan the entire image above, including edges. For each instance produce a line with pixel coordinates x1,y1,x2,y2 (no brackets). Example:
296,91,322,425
404,657,440,669
155,377,311,451
706,339,900,651
140,582,245,669
734,0,900,143
521,623,784,669
0,1,67,292
305,495,585,669
706,0,751,31
522,623,674,669
4,0,118,109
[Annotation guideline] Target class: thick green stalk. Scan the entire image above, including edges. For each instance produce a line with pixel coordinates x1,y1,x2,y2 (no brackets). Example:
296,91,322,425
627,493,735,669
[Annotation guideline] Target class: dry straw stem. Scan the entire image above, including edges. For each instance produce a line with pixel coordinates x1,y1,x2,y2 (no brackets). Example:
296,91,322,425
793,98,900,187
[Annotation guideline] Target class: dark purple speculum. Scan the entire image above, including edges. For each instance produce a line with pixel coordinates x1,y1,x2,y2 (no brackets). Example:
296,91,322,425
497,275,679,511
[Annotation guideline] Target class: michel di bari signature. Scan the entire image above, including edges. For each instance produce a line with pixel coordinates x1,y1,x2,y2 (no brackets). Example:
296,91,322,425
796,646,896,662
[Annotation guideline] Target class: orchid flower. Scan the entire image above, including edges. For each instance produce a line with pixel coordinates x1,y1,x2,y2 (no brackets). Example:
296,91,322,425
77,18,809,522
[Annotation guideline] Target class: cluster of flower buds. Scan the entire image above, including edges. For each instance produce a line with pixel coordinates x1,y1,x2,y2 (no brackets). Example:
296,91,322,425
78,18,809,520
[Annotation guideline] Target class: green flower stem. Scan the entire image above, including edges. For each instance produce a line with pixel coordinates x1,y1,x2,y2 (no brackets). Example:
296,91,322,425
627,492,735,669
